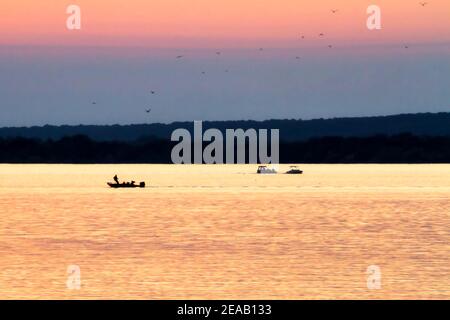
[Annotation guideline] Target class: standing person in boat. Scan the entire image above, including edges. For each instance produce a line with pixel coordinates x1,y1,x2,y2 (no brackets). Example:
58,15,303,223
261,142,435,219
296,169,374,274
113,175,120,184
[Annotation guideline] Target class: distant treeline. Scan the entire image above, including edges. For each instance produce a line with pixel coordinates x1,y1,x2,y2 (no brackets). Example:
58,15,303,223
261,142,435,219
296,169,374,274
1,112,450,142
1,133,450,163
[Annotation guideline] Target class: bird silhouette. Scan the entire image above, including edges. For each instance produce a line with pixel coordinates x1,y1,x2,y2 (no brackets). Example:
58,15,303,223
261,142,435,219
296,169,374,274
331,9,338,13
176,55,183,59
419,2,428,6
300,35,305,39
216,51,221,55
328,45,333,48
92,101,97,105
145,108,151,113
150,91,156,94
319,33,325,37
295,56,301,60
404,45,409,49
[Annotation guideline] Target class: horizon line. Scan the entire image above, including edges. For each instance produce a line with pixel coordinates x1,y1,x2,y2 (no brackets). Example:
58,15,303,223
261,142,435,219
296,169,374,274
1,111,448,130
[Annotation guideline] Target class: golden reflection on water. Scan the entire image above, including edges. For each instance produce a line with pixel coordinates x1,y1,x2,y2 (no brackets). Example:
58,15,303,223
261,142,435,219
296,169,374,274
0,164,449,299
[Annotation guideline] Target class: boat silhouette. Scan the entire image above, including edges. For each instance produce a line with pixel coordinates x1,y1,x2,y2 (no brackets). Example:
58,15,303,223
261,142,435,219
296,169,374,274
257,165,277,174
286,166,303,174
107,181,145,188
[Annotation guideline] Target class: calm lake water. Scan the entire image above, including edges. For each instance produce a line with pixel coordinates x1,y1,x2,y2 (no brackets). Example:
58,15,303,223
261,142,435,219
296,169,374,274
0,164,448,299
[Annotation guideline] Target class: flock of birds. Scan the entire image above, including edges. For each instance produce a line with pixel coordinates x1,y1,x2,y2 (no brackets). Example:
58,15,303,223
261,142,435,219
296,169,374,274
89,3,430,114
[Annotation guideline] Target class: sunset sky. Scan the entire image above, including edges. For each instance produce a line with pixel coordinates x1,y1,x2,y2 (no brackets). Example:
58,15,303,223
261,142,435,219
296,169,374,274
0,0,449,125
2,0,450,47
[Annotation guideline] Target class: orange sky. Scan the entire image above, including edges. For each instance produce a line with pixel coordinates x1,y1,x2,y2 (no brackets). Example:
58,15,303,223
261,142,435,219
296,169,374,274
1,0,450,47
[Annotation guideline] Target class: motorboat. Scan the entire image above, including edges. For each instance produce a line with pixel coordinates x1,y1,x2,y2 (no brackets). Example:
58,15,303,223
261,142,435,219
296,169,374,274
107,181,146,188
257,165,277,174
285,166,303,174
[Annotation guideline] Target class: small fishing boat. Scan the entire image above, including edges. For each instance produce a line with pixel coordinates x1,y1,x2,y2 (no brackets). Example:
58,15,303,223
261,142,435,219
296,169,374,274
257,165,277,174
107,181,146,188
286,166,303,174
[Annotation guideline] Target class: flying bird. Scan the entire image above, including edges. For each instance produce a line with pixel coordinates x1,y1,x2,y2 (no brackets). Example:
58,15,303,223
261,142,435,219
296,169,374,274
145,108,151,113
331,9,338,13
319,33,325,37
216,51,221,55
328,45,333,48
295,56,301,60
176,55,183,59
419,2,428,6
150,91,156,94
92,101,97,105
